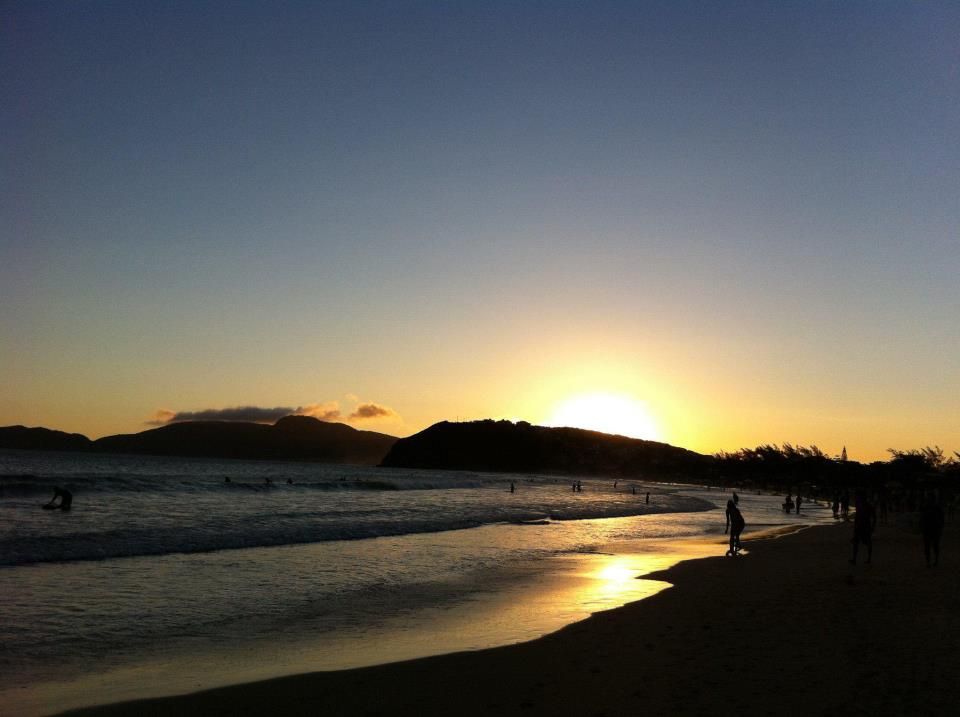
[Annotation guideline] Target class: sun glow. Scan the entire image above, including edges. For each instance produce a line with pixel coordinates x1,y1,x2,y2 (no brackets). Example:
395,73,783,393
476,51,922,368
546,392,661,441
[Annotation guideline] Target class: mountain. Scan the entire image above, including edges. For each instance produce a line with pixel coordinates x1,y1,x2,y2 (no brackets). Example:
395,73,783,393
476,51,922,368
92,416,396,464
380,419,713,478
0,417,396,465
0,425,92,452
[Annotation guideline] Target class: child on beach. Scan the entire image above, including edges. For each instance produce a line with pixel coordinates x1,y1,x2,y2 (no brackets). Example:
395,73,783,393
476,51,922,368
725,498,745,556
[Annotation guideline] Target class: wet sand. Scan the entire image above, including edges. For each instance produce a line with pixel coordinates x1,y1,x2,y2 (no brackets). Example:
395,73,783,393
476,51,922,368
64,517,957,716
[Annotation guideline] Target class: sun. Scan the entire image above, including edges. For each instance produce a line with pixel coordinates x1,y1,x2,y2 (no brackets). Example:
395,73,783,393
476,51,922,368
546,392,661,441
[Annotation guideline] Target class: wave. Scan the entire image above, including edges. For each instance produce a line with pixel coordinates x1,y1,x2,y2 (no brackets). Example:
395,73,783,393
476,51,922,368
0,474,492,497
0,496,714,567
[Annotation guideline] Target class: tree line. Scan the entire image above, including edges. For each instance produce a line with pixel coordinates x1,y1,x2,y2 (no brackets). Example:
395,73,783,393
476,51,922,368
713,443,960,504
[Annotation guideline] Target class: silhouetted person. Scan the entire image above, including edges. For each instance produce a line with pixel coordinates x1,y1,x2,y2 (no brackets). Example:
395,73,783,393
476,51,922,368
726,502,745,556
614,481,618,489
783,493,794,513
645,491,650,504
920,492,944,567
732,491,739,505
224,476,231,483
632,485,637,495
725,497,743,553
43,487,72,511
850,491,876,565
832,493,839,519
510,481,515,494
795,494,803,514
841,490,850,522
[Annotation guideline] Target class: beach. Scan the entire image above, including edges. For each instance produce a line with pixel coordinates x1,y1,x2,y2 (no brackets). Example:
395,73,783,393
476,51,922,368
4,453,835,717
62,516,958,717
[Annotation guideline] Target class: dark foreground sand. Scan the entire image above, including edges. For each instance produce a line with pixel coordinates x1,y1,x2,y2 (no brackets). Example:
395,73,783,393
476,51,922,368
65,518,959,717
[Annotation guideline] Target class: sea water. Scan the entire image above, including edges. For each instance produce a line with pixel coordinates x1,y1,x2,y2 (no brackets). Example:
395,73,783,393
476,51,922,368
0,450,832,715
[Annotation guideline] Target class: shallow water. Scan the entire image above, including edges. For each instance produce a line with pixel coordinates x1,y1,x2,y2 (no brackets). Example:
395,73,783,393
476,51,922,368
0,451,831,716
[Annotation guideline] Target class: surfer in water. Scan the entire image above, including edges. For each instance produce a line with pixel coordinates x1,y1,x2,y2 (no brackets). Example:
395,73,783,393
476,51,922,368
43,487,73,511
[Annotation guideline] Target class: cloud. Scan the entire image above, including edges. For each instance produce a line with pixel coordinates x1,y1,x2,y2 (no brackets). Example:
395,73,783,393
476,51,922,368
147,409,178,426
293,402,342,421
146,400,398,426
348,403,396,420
147,406,297,425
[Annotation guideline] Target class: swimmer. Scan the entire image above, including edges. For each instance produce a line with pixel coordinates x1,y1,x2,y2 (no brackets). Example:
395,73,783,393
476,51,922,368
43,487,73,511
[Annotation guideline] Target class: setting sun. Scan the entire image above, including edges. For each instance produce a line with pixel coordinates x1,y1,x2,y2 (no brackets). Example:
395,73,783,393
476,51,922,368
546,392,661,441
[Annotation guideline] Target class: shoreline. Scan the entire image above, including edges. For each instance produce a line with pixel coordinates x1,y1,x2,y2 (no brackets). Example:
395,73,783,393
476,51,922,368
61,515,958,717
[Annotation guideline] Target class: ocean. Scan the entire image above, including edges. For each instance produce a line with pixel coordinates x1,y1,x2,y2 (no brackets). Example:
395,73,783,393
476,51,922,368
0,450,832,716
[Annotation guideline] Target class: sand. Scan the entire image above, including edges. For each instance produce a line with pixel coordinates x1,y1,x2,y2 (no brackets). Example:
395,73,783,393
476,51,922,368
63,516,958,716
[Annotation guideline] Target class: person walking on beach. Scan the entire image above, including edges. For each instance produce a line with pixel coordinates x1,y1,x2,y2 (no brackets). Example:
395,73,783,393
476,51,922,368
510,481,515,494
920,492,944,567
850,491,876,565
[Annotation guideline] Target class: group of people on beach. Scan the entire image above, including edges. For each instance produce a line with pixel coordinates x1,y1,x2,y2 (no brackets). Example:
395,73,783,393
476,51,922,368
847,488,945,567
726,486,947,567
782,493,803,514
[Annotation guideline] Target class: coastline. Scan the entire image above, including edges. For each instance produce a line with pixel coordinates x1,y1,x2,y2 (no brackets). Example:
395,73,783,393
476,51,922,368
62,516,958,716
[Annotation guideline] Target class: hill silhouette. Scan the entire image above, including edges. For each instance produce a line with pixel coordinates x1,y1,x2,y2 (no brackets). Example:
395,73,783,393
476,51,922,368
0,417,396,465
0,425,92,452
380,419,712,478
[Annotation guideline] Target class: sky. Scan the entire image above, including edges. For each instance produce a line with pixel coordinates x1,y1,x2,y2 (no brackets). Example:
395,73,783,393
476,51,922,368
2,1,958,461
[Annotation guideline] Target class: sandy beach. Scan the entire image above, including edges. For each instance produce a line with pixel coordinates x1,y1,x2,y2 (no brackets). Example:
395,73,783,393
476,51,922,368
61,515,958,717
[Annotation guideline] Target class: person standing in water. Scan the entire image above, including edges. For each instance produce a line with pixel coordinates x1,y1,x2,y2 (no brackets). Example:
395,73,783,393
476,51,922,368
43,487,73,511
